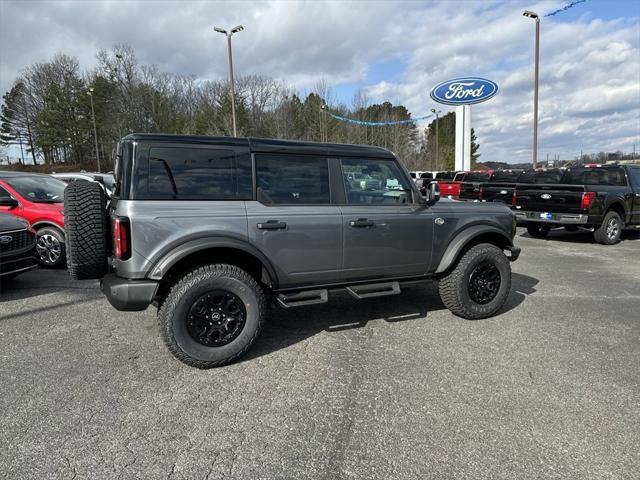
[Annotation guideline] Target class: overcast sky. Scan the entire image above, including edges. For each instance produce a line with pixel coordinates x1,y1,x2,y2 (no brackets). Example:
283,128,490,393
1,0,639,163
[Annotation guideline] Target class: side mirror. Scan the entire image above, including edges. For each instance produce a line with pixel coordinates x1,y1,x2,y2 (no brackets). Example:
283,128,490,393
424,181,440,205
0,197,19,209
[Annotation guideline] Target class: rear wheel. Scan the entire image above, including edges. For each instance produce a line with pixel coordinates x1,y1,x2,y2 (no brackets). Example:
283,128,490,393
35,226,66,268
526,222,550,239
64,181,109,280
158,264,267,368
439,243,512,320
594,210,622,245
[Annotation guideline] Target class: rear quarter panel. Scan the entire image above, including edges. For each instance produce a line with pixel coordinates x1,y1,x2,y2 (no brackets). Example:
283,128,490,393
111,200,249,279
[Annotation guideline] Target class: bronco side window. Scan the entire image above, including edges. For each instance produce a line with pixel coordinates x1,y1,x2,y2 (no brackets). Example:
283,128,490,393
341,158,413,204
147,146,251,199
255,154,330,205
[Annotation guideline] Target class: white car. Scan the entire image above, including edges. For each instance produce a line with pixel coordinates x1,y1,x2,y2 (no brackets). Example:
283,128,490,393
51,172,115,197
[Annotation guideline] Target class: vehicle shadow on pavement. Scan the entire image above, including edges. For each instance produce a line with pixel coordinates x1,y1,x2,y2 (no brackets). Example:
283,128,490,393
520,228,640,243
245,273,538,362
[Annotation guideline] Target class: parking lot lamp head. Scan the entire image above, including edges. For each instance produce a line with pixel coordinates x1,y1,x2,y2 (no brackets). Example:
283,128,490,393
213,26,227,35
523,10,539,18
231,25,244,34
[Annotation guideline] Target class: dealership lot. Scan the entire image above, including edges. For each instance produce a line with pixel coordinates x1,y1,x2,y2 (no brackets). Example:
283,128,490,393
1,228,639,479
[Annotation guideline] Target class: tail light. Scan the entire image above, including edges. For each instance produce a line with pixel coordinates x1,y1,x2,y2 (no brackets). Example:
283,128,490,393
581,192,596,210
511,190,517,206
478,185,485,200
113,217,131,260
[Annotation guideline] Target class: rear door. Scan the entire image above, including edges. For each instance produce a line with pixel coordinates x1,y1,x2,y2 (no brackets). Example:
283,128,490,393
246,153,342,288
339,157,432,281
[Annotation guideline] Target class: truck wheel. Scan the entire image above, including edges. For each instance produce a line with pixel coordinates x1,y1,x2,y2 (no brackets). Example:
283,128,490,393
594,211,622,245
439,243,512,320
526,222,550,238
158,264,267,368
64,181,109,280
35,226,66,268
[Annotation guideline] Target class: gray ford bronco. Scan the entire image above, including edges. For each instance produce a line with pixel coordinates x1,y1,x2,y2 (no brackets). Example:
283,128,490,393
65,134,520,368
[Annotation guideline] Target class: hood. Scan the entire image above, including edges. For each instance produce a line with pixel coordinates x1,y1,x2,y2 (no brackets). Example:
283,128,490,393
0,212,29,232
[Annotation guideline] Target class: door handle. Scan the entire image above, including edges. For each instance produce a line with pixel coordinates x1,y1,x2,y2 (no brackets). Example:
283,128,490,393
349,218,374,228
257,220,287,230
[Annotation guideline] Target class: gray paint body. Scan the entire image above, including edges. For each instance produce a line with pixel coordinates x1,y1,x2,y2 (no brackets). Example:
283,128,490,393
110,135,516,292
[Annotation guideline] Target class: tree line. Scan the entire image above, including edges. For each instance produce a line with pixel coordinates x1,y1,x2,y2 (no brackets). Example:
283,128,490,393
0,44,478,171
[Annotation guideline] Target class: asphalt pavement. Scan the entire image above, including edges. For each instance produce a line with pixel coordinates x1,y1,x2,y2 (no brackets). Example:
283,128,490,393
1,227,639,479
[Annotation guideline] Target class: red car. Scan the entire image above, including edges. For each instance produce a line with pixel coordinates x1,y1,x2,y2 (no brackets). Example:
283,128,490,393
0,171,66,268
436,170,494,199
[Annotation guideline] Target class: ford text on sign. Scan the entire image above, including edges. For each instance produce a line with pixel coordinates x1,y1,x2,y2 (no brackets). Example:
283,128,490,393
430,78,498,105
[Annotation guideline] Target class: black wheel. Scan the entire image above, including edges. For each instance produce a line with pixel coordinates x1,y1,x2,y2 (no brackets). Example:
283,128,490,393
564,226,579,232
158,264,267,368
35,226,66,268
526,222,550,239
64,181,109,280
438,243,512,320
594,210,622,245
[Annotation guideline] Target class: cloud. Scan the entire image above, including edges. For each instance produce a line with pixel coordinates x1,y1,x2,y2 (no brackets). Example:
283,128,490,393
1,0,638,163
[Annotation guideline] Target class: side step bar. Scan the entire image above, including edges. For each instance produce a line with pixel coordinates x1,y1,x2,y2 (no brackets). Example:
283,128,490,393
277,289,328,308
346,281,401,300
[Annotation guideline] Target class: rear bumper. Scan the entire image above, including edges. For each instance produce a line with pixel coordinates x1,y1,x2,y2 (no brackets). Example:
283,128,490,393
100,273,159,311
515,211,590,225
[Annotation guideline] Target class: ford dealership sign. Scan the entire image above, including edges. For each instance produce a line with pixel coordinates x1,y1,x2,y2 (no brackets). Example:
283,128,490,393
430,77,498,105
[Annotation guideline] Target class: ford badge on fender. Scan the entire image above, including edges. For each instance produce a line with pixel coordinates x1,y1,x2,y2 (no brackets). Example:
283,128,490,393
430,77,498,105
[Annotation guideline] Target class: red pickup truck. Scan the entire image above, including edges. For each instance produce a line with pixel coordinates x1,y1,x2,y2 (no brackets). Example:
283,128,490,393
436,170,493,199
0,171,67,268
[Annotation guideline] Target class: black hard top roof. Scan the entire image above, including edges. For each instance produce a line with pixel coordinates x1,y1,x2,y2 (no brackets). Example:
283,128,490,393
121,133,396,159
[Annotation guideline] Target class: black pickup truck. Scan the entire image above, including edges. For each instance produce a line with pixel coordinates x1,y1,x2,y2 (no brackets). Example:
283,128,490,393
459,169,563,203
514,165,640,244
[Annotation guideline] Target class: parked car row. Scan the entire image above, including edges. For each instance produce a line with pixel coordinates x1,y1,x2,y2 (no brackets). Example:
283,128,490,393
418,165,640,245
0,170,115,279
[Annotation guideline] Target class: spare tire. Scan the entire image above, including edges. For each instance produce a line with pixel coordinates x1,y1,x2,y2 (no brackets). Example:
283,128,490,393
64,181,109,280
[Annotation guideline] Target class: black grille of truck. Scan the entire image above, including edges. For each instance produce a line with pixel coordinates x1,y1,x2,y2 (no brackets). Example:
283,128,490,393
0,229,34,253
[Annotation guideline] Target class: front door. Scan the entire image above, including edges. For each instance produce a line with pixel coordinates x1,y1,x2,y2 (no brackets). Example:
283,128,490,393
339,158,433,282
246,153,342,289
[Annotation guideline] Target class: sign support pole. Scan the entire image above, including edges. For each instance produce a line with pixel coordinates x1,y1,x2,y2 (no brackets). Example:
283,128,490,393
455,105,472,171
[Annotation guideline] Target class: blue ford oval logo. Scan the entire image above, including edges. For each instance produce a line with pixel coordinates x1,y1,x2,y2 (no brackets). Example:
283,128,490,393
0,235,12,244
541,194,552,200
430,77,498,105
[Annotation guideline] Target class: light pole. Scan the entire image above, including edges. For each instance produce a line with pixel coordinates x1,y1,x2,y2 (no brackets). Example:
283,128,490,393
214,25,244,137
430,108,441,170
87,87,101,172
523,10,540,169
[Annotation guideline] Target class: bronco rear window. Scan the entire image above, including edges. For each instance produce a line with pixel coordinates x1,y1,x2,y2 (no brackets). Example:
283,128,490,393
147,146,251,199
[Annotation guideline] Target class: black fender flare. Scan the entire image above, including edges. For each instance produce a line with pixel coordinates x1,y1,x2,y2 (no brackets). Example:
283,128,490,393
147,236,280,287
435,225,513,274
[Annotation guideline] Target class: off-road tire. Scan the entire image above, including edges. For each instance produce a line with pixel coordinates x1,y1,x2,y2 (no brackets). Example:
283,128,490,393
64,181,109,279
35,226,66,268
438,243,512,320
526,222,550,239
593,210,622,245
158,264,267,368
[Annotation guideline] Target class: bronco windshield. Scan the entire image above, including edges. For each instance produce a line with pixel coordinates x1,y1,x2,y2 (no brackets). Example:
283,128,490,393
6,176,66,203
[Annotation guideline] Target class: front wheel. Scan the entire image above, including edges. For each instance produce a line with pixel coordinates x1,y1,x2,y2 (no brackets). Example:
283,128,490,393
438,243,512,320
35,227,66,268
158,264,267,368
526,222,550,239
